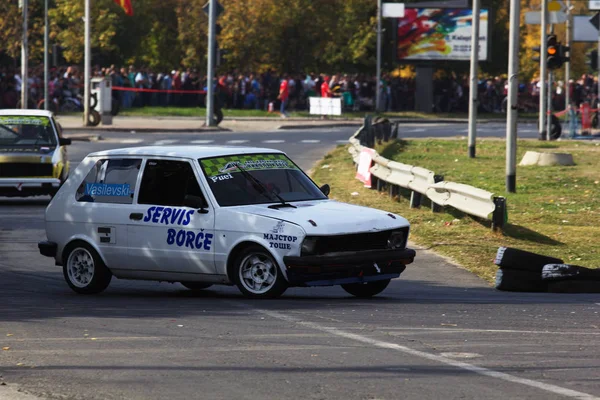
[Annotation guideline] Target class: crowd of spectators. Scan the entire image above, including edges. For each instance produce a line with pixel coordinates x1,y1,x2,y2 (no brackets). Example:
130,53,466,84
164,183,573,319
2,64,600,114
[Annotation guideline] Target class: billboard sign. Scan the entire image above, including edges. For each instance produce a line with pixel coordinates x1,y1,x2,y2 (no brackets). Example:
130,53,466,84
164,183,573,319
397,8,489,61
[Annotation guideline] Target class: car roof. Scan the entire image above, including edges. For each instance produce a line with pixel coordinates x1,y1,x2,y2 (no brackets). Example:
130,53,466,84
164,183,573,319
87,145,285,159
0,109,54,118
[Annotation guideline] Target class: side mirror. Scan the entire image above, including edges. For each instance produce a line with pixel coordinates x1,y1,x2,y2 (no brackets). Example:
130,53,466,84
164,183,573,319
320,184,330,196
184,195,209,214
59,138,72,146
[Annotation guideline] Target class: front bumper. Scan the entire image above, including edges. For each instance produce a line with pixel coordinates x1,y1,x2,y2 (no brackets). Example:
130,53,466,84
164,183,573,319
283,248,416,287
0,178,61,196
38,241,58,258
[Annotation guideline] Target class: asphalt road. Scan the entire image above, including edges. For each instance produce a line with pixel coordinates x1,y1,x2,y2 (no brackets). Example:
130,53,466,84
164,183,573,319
2,125,600,400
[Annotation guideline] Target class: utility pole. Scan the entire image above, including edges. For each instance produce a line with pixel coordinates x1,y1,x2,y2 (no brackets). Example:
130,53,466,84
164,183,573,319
564,0,571,111
506,0,521,193
44,0,49,111
467,0,480,158
539,0,549,140
375,0,383,113
83,0,91,126
205,0,217,126
597,15,600,108
546,24,554,140
21,0,29,109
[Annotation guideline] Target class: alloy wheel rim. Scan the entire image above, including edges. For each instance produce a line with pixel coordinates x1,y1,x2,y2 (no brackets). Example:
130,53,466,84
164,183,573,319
239,253,277,294
67,248,95,288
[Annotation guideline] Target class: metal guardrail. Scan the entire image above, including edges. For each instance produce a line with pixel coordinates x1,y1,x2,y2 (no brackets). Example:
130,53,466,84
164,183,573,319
347,117,507,231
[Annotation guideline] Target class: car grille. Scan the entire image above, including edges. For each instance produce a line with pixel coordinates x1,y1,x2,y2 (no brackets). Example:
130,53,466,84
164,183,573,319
0,163,53,178
312,228,409,255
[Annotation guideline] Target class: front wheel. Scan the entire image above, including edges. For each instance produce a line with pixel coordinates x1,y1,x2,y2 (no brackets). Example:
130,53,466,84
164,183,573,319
63,242,112,294
233,245,288,299
341,279,391,298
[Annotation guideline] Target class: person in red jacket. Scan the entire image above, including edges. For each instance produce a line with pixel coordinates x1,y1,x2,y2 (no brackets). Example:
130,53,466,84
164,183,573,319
278,73,289,118
321,75,331,98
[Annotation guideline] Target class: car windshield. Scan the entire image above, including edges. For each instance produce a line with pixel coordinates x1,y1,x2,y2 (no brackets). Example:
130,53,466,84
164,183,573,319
0,116,57,148
200,153,328,206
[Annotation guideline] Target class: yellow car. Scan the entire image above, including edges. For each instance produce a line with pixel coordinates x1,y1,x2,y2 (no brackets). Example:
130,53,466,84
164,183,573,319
0,109,71,197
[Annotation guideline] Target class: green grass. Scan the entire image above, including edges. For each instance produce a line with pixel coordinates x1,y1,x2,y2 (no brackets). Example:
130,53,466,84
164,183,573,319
310,139,600,283
117,106,538,120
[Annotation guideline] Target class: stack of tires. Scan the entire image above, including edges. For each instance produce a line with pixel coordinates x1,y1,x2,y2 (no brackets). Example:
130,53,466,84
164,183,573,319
542,264,600,293
493,247,600,293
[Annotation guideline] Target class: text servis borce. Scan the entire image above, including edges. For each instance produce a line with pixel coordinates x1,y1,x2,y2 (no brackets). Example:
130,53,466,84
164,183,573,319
143,206,213,251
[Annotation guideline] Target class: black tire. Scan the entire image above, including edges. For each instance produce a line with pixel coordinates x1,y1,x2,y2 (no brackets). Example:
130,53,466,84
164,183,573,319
494,247,563,273
232,245,288,299
547,280,600,293
180,282,213,290
62,241,112,294
86,110,101,127
542,264,600,282
89,93,98,109
341,279,391,298
495,269,546,292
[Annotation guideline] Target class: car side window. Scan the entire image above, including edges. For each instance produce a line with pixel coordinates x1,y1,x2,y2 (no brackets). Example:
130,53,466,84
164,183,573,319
76,158,142,204
137,159,205,206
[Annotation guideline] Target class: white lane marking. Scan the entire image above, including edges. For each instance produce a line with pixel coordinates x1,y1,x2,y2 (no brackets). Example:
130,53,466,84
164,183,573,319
520,129,536,133
440,352,482,359
3,336,162,342
404,128,426,133
240,305,600,400
190,139,215,144
301,139,321,143
226,140,249,144
378,327,600,335
101,138,144,144
336,140,350,143
153,139,178,145
263,139,285,143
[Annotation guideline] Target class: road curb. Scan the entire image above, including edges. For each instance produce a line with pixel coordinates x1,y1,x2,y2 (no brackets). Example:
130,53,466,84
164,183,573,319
62,127,231,134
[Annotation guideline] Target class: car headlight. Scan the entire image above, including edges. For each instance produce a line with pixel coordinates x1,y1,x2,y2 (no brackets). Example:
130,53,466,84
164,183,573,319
301,237,318,256
387,231,405,249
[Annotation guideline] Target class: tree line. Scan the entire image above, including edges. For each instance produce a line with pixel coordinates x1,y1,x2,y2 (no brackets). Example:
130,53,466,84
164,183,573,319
0,0,595,80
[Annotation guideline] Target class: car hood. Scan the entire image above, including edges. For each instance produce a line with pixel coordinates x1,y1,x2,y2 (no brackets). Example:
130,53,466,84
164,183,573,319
0,147,56,162
234,200,409,235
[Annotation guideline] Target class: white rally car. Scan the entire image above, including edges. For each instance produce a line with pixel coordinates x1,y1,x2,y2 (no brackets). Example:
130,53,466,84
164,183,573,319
38,146,415,298
0,109,71,197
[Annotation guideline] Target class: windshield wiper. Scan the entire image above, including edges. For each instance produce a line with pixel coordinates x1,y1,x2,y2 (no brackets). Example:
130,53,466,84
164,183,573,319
234,163,296,209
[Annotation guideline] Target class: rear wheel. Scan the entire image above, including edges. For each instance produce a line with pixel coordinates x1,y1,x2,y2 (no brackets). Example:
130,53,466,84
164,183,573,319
63,242,112,294
233,245,287,299
341,279,391,298
180,282,213,291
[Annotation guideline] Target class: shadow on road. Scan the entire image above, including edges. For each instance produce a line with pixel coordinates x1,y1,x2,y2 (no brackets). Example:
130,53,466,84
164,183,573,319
1,265,596,324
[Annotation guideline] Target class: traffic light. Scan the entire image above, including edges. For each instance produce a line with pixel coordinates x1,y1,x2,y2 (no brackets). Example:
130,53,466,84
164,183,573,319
588,50,598,71
547,34,562,69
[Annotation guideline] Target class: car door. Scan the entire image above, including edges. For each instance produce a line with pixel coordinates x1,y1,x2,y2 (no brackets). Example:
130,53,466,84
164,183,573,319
127,158,216,276
74,157,142,270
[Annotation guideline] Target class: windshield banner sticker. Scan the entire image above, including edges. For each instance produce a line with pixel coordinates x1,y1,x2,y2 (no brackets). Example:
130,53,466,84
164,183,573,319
201,154,298,178
85,183,130,197
0,116,51,126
